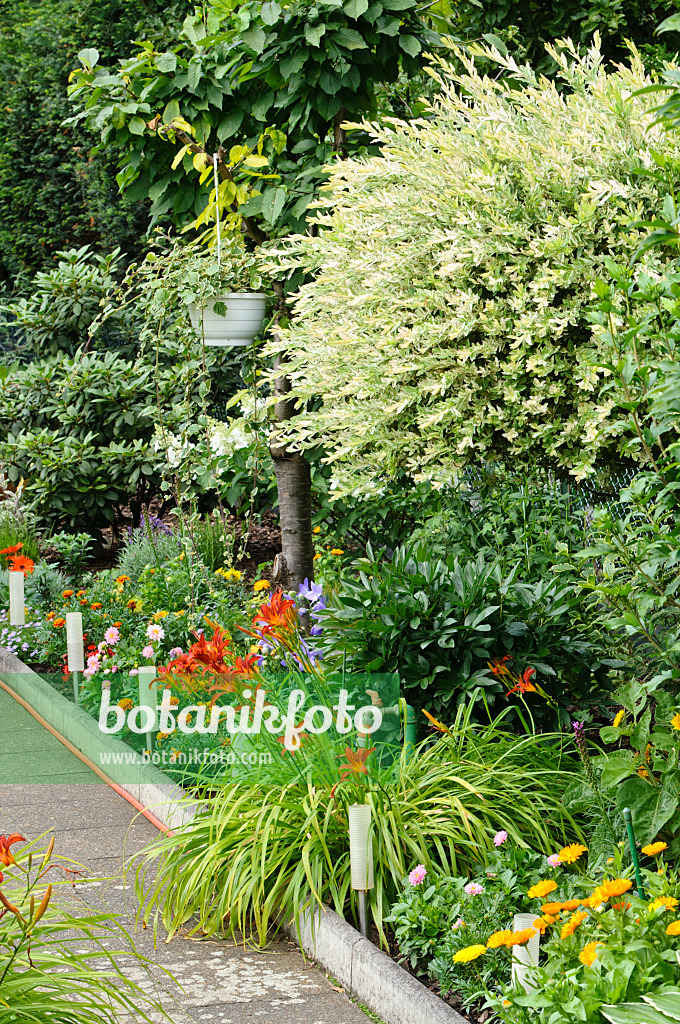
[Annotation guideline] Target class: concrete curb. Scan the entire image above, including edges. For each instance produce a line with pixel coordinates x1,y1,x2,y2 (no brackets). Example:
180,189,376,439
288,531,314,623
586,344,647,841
0,649,196,831
4,650,467,1024
285,905,468,1024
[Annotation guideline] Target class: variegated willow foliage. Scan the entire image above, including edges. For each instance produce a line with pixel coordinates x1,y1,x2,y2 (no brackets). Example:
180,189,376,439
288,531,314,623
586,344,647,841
266,38,680,494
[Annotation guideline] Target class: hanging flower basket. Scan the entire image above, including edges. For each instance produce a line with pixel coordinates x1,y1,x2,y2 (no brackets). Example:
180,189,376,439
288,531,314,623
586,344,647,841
187,292,267,347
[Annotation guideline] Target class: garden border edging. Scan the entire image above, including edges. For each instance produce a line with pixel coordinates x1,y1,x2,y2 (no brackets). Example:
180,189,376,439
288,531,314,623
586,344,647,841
1,648,468,1024
0,648,196,831
284,905,468,1024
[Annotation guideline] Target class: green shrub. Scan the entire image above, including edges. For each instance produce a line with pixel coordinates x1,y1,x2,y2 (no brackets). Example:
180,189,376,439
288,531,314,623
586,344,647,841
191,514,235,573
0,246,133,357
46,530,93,576
0,345,217,529
319,541,611,723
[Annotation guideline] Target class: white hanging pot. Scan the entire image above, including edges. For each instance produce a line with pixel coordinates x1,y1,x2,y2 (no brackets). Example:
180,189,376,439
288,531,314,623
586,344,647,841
187,292,266,347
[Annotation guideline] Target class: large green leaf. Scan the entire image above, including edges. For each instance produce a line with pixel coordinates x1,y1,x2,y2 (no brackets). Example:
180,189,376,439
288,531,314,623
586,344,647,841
616,776,678,844
602,989,680,1023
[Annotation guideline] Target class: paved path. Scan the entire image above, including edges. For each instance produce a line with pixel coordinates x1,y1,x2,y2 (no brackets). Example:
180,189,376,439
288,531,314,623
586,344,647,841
0,686,374,1024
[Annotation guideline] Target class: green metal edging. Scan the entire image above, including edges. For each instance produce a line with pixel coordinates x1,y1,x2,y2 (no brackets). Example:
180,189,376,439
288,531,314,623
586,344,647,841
0,649,194,829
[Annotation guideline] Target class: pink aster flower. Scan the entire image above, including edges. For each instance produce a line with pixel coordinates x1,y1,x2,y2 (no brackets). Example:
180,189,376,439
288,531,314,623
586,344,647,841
104,626,120,646
547,853,562,868
129,668,139,676
464,882,484,896
169,646,183,658
146,623,165,641
142,644,155,659
493,830,508,846
408,865,427,886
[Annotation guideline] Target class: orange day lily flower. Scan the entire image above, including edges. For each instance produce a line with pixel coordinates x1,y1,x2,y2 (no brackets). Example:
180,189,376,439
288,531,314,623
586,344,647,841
0,833,25,866
338,746,375,781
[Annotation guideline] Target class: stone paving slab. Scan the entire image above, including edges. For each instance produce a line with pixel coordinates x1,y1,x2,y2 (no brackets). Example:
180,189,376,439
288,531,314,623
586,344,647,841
0,688,375,1024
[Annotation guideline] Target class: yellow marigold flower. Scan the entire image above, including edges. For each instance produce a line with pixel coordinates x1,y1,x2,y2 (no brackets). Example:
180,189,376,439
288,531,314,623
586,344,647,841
584,889,604,908
649,896,679,913
600,878,632,900
117,698,133,711
560,911,588,939
505,928,536,947
613,709,625,728
156,732,169,742
528,879,558,900
330,548,344,555
452,944,486,964
579,941,601,967
541,901,563,915
638,768,649,778
313,553,321,560
642,842,668,857
174,609,185,617
502,1000,511,1008
557,843,588,865
666,921,680,936
153,609,169,620
672,712,680,732
487,930,513,949
253,579,270,592
313,526,321,534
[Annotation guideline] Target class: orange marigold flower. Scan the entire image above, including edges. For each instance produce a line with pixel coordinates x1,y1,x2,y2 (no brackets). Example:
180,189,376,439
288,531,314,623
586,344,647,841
532,918,549,935
541,902,563,915
9,554,34,575
91,602,103,610
560,910,588,939
600,878,633,900
46,611,55,621
648,896,678,913
76,589,87,597
117,698,134,711
505,928,536,947
330,548,344,556
642,842,668,857
557,843,587,864
487,930,513,949
666,921,680,936
528,879,558,900
53,617,66,628
584,889,604,908
452,944,486,963
62,589,74,598
611,901,631,912
79,599,88,605
116,575,130,584
579,941,601,967
562,899,581,911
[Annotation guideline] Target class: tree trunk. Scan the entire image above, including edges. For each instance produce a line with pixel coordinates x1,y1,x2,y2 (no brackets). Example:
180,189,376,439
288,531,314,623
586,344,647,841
269,352,314,594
